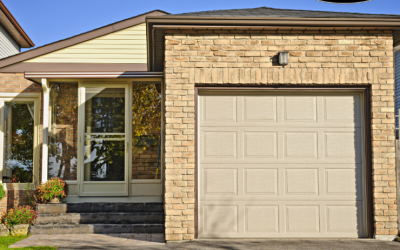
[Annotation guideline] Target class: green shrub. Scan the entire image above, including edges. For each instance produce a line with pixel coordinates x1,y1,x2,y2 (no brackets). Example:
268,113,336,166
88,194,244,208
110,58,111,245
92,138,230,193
3,205,38,227
36,177,68,204
0,183,6,201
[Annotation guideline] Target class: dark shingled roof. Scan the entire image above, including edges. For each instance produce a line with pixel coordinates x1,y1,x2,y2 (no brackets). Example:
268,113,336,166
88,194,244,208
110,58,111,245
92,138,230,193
169,6,400,19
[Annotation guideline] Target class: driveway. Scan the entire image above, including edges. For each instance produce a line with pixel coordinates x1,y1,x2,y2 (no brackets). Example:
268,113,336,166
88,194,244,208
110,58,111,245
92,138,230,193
9,234,400,249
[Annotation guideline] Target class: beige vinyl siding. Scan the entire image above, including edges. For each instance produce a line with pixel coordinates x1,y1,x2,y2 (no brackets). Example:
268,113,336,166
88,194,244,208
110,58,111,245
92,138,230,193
26,23,146,63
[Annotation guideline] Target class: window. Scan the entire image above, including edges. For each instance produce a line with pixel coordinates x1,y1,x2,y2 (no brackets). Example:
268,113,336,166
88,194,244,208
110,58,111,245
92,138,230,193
48,82,78,180
0,94,40,188
131,83,161,180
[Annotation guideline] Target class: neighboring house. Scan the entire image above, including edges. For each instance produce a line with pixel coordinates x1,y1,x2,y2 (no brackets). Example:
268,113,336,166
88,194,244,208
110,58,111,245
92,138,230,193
0,1,34,58
0,5,398,242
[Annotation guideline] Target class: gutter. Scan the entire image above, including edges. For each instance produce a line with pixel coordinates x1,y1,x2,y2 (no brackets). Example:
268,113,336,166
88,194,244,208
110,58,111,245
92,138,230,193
152,24,393,31
147,15,400,22
25,71,164,79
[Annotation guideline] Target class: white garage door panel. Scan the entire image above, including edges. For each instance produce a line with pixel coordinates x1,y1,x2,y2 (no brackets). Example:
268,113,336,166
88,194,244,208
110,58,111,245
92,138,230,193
200,201,364,238
199,92,366,238
200,128,362,164
201,164,362,202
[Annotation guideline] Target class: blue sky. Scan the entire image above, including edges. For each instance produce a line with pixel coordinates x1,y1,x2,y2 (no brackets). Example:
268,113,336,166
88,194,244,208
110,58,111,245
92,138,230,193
3,0,400,51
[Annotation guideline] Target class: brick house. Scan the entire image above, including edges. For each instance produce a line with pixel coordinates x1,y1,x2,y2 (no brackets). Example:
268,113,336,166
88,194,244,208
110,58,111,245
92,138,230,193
0,6,398,242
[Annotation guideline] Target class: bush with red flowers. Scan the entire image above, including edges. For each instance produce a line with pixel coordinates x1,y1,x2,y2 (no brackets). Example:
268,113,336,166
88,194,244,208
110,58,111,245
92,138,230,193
36,177,68,203
3,205,38,227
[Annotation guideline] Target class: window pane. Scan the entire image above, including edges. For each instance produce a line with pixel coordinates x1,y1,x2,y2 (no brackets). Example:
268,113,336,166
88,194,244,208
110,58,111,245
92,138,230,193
85,88,125,133
132,83,161,179
84,140,125,181
48,82,78,180
3,102,34,183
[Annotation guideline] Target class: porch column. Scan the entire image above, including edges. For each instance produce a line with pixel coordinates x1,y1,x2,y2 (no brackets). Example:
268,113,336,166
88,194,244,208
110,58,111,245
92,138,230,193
41,78,49,183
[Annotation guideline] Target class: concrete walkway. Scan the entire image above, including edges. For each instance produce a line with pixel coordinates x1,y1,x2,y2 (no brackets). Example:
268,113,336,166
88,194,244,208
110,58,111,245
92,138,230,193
9,235,400,249
9,233,165,249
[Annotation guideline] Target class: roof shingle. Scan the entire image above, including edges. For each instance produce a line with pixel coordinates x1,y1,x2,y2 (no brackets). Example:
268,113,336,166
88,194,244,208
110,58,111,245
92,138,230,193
169,6,400,19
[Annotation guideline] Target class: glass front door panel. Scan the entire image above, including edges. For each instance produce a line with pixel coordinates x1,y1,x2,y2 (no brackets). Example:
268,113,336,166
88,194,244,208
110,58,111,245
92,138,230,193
3,102,34,183
84,87,126,183
85,88,125,133
84,139,125,181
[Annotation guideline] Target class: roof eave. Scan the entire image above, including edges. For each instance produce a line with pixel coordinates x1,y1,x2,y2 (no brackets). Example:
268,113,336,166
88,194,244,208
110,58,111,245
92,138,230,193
0,1,34,48
147,15,400,22
146,16,400,28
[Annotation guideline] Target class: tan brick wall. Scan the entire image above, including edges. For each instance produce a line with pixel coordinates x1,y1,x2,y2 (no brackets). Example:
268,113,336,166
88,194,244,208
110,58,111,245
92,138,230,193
164,29,397,241
0,73,42,212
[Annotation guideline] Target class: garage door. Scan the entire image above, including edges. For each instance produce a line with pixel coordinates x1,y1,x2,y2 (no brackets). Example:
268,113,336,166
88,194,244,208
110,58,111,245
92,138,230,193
198,91,366,238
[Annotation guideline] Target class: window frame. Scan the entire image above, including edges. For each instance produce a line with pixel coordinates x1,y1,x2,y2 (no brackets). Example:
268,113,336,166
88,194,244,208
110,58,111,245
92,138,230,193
0,93,41,190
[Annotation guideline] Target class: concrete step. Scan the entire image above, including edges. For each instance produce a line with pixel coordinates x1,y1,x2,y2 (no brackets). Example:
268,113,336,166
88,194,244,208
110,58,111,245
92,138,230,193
30,224,165,234
36,212,164,225
36,203,164,214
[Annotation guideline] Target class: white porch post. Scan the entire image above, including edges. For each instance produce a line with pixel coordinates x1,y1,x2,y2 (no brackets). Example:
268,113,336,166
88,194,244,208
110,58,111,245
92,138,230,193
41,78,49,183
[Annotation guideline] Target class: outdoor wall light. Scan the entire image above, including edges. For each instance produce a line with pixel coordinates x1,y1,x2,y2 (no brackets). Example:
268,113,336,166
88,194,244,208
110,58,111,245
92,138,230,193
279,52,289,66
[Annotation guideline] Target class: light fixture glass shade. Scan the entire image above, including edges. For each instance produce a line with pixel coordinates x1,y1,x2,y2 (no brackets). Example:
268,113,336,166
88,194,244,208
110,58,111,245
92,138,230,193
279,52,289,65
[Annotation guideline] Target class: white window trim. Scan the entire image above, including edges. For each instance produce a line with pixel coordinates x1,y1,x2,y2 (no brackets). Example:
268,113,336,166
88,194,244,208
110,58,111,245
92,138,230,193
0,92,41,190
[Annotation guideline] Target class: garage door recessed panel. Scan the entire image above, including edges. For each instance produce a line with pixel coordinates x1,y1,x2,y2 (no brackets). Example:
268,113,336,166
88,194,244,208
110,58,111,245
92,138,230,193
285,132,318,158
244,96,277,122
203,132,237,158
204,205,238,233
245,169,278,195
286,206,320,232
326,206,359,232
286,169,319,195
245,132,277,158
245,206,279,232
203,96,237,122
284,96,317,122
326,169,360,196
325,132,361,162
204,169,237,195
324,96,360,124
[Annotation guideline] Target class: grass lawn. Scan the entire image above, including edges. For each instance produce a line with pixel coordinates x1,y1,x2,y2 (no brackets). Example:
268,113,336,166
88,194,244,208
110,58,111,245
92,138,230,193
0,236,57,250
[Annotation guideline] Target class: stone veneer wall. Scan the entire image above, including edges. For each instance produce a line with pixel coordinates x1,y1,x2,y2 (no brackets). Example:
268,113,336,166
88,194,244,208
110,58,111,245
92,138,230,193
0,73,42,213
163,29,397,241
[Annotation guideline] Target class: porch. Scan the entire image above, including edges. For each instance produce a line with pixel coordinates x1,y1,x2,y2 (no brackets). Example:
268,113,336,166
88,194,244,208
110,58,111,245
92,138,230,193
32,76,163,202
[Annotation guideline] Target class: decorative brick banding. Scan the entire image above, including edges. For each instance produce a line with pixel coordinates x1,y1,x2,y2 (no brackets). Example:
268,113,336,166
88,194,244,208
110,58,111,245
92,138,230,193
164,29,397,241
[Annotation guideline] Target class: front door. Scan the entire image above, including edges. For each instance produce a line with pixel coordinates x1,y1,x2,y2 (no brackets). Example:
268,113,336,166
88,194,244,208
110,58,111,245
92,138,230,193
79,83,129,196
